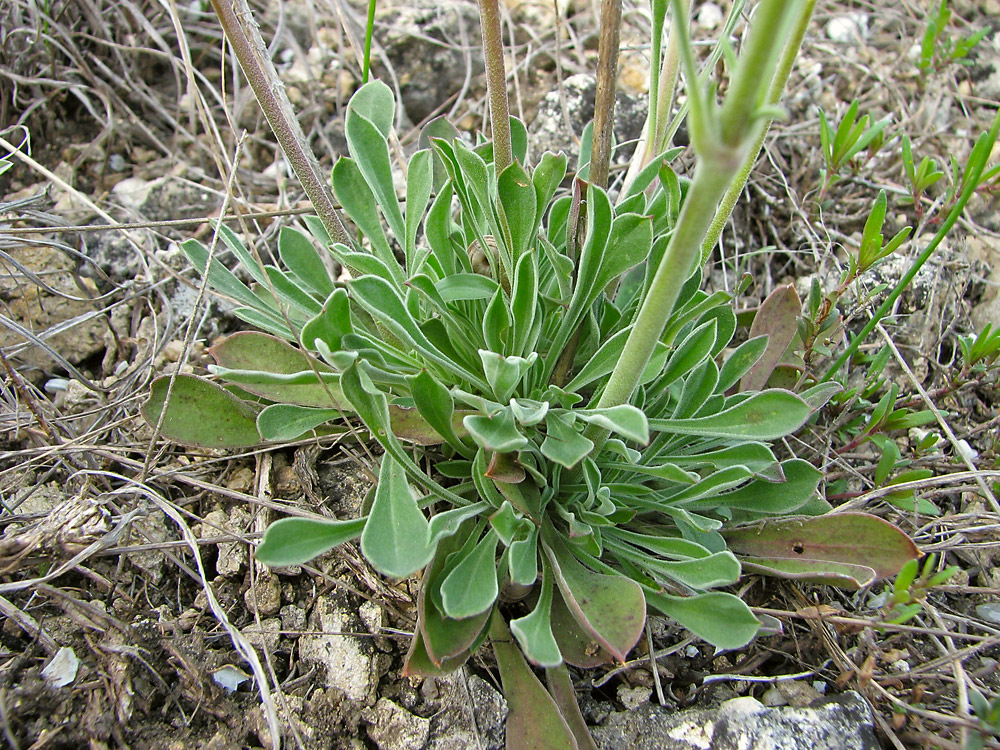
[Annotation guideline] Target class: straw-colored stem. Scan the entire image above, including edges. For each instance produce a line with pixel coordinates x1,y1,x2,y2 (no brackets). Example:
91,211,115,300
210,0,351,248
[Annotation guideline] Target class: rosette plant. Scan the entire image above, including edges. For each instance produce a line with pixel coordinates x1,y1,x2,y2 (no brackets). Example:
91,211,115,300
144,0,920,745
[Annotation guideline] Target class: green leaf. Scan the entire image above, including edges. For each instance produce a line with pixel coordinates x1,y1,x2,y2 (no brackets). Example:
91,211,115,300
573,405,649,444
405,149,433,273
595,213,654,291
491,616,580,750
348,79,395,137
659,319,717,389
142,374,262,448
686,459,822,516
436,273,498,302
419,523,493,665
508,526,539,585
479,350,537,403
645,591,760,650
339,361,467,507
278,226,335,300
181,239,271,313
673,358,719,419
739,556,878,588
361,453,434,579
440,529,501,618
210,332,347,408
346,84,406,243
740,285,801,391
402,627,472,677
509,252,539,358
349,275,484,387
498,160,538,260
464,407,529,453
301,288,352,353
644,551,741,590
549,582,613,667
257,404,345,442
482,287,511,355
533,152,568,223
510,560,562,667
650,390,812,440
541,412,594,470
722,512,920,580
330,157,399,282
543,529,645,663
406,370,468,454
255,516,366,567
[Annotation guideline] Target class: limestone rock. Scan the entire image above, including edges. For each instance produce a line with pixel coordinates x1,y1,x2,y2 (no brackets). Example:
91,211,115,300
299,595,377,704
365,698,431,750
529,74,648,166
592,691,879,750
424,672,506,750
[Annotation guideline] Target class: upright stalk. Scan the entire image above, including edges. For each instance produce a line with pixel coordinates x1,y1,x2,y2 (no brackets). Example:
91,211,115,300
592,0,804,431
590,0,623,189
699,0,816,262
477,0,512,173
210,0,352,247
620,0,687,199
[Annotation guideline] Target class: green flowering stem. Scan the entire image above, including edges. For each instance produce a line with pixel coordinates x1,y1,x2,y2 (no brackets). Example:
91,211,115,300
700,0,816,262
591,0,804,440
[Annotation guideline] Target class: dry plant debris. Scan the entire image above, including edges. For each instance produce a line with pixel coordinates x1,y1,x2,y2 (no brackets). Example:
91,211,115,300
0,0,998,748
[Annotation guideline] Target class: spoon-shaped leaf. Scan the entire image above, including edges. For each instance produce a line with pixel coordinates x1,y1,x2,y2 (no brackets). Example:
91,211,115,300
650,389,811,440
360,453,434,579
722,512,919,580
542,529,645,663
142,374,262,448
256,517,366,567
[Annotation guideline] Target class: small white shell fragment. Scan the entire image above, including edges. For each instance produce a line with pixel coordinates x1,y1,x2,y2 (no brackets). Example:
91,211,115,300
212,664,251,692
41,647,80,688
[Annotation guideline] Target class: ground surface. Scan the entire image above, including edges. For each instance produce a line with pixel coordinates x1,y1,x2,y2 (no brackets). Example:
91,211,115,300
0,0,999,748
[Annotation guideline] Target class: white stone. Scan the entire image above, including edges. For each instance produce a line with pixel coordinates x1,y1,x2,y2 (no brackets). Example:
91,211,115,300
825,14,869,44
41,646,79,688
299,596,374,704
696,3,723,29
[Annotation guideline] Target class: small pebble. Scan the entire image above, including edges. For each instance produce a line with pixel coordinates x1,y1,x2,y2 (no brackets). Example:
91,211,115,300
761,687,787,707
825,13,869,43
696,3,723,29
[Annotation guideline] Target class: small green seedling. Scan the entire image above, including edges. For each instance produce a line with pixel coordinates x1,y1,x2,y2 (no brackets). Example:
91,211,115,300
918,0,989,80
818,99,890,202
882,554,958,625
958,323,1000,375
899,136,944,218
967,688,1000,750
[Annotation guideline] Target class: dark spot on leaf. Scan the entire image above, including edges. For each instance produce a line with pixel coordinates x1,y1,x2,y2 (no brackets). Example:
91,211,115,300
792,542,804,554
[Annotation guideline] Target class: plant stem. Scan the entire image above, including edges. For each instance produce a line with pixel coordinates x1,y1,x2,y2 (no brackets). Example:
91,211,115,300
717,0,796,147
210,0,351,247
596,159,736,413
821,110,1000,382
362,0,377,84
621,0,686,198
700,0,816,263
477,0,512,173
590,0,622,190
592,0,803,431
